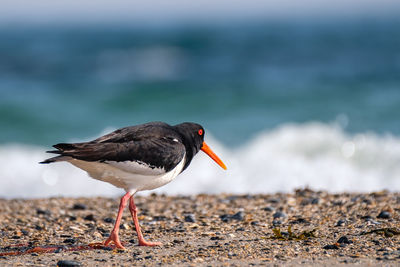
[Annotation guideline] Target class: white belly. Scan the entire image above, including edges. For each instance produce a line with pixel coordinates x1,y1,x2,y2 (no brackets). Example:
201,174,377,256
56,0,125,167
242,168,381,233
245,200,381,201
68,157,185,194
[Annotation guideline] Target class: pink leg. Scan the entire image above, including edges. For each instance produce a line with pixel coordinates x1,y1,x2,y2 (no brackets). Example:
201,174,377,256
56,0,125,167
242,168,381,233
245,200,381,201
129,196,162,246
103,192,131,249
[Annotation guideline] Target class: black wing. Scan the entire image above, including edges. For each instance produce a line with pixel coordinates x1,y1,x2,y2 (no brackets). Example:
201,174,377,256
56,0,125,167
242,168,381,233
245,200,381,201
52,137,185,172
42,122,186,172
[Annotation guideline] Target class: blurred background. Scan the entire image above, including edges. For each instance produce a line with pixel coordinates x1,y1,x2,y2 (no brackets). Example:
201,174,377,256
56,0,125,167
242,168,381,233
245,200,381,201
1,0,400,198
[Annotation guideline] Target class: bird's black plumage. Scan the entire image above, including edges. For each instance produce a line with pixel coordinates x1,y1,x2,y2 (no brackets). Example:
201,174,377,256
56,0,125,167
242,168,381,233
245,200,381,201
41,122,205,173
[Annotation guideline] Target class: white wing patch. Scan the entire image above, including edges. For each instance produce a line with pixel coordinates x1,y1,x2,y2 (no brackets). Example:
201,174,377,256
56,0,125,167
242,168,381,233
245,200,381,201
105,160,166,176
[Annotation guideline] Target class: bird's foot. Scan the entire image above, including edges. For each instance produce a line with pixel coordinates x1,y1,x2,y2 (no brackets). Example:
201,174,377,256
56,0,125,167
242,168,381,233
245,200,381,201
103,232,125,249
138,240,162,247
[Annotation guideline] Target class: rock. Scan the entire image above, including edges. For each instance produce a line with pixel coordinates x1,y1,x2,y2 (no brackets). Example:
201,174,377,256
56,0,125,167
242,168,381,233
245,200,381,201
263,206,275,212
20,229,29,235
36,209,51,216
72,203,87,210
268,198,280,204
153,215,167,221
184,214,196,223
63,238,76,244
323,244,339,250
83,214,96,221
377,211,391,219
337,236,352,244
290,217,309,224
363,215,381,225
273,211,287,219
336,219,346,227
56,260,82,267
54,246,68,253
103,217,114,223
220,211,245,222
231,211,244,221
272,220,282,227
311,198,320,204
119,223,130,230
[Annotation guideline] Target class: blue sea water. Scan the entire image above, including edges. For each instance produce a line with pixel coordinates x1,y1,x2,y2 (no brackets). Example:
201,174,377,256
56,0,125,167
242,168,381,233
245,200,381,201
1,19,400,197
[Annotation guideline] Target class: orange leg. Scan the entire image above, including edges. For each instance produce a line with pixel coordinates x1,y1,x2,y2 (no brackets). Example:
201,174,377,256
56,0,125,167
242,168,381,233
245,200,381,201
129,195,162,246
103,192,131,249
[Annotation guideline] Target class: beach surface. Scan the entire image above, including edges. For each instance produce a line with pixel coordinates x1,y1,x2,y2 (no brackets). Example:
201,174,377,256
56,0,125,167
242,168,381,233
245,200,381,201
1,190,399,266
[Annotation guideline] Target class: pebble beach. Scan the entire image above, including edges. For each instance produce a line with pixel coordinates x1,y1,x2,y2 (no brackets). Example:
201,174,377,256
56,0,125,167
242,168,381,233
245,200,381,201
1,189,399,266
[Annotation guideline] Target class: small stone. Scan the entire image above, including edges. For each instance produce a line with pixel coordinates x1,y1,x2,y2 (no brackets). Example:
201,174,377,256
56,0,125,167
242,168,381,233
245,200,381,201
273,211,287,219
57,260,82,267
63,238,76,244
323,244,339,250
336,219,346,227
291,217,308,224
268,198,280,204
337,236,352,244
263,206,275,212
103,217,114,223
377,211,391,219
231,211,245,221
311,198,320,204
72,203,87,210
363,215,381,225
36,209,51,216
20,229,29,236
119,223,130,230
220,214,231,223
54,246,68,253
153,216,167,221
363,198,372,204
184,214,196,223
83,214,96,221
272,220,282,227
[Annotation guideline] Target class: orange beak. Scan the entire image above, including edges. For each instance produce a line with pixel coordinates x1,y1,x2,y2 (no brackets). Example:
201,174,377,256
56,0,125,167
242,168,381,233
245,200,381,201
201,142,227,170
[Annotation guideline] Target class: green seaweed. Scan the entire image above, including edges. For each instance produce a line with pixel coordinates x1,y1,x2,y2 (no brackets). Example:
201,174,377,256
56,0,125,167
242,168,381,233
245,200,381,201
272,226,318,241
361,228,400,238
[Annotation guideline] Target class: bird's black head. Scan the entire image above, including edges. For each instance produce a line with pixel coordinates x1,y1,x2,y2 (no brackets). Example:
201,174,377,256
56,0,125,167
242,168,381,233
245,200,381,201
174,122,205,157
174,122,226,171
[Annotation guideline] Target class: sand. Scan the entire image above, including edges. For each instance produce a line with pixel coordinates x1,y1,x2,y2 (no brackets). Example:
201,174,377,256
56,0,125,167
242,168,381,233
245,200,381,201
1,189,399,266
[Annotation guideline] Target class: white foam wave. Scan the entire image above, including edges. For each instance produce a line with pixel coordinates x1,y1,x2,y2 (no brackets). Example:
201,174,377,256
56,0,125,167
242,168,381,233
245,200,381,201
1,122,400,198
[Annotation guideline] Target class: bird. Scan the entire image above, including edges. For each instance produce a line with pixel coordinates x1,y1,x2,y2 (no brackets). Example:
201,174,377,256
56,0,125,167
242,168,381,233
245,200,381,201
40,121,227,249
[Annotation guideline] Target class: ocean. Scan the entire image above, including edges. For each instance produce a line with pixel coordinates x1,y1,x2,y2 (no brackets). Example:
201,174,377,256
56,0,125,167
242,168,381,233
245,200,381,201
1,19,400,198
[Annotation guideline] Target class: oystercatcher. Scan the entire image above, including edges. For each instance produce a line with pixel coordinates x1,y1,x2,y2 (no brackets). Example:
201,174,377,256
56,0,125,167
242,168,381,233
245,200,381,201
41,122,226,249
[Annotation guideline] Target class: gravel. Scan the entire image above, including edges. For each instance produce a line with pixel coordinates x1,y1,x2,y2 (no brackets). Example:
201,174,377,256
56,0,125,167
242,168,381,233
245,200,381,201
0,190,399,266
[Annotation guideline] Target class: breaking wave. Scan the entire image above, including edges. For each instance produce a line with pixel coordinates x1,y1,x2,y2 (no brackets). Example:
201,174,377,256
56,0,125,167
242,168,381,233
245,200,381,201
1,122,400,198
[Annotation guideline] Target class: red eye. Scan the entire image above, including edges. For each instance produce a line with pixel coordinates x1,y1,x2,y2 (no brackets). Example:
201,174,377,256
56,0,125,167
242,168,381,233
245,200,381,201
198,129,203,135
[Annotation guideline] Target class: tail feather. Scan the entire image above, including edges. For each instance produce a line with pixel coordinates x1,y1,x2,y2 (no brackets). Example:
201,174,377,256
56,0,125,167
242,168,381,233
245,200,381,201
40,155,70,164
40,142,77,164
53,143,77,151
